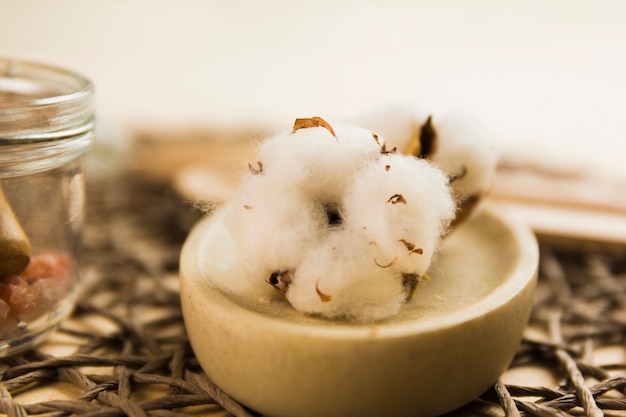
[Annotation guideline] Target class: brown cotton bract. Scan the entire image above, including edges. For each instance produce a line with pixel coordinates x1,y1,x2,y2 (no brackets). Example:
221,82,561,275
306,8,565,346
293,116,337,139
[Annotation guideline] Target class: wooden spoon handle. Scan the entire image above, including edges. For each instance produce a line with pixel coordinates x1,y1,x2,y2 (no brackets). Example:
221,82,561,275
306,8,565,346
0,187,31,276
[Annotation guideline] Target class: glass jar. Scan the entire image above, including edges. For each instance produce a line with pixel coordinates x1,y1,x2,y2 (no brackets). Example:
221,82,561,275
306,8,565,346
0,58,94,356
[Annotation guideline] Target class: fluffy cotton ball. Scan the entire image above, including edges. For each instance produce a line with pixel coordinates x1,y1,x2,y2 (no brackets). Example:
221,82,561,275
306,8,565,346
286,231,406,323
222,174,329,284
255,123,384,204
207,116,470,323
342,154,456,276
351,104,498,222
347,103,431,151
219,122,387,294
429,112,498,202
198,208,274,300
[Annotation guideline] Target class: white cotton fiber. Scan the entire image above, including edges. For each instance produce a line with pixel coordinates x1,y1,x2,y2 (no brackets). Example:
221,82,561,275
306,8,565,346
351,104,499,217
255,124,383,203
348,103,431,151
204,115,494,323
342,154,456,277
221,174,328,279
285,231,406,323
429,112,498,201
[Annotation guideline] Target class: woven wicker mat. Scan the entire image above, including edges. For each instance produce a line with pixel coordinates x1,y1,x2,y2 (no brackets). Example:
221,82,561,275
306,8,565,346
1,172,626,417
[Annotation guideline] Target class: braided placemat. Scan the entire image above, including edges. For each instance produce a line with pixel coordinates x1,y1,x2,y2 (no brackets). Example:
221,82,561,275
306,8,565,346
0,170,625,417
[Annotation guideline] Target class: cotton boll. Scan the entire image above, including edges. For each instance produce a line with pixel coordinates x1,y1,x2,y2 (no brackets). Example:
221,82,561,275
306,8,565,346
342,154,455,276
206,116,464,322
214,121,386,305
351,105,498,226
256,124,384,204
222,174,329,284
198,208,275,300
286,231,406,323
430,112,498,203
349,105,498,197
348,103,432,152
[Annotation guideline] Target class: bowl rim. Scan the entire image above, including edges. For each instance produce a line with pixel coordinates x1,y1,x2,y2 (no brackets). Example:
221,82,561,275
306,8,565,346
181,203,539,340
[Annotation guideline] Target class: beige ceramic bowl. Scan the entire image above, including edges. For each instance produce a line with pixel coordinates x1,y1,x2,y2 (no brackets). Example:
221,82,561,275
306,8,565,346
180,204,538,417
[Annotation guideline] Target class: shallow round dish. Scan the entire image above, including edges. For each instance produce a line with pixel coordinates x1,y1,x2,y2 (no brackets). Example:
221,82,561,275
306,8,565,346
180,204,538,417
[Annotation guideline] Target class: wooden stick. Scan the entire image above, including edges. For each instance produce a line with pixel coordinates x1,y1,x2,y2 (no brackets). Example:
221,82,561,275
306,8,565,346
0,187,31,276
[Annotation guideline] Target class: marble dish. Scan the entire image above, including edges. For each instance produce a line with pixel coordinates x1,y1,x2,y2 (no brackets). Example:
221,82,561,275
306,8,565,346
179,204,538,417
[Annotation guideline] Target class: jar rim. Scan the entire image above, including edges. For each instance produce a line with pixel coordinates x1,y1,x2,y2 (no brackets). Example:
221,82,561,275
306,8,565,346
0,58,95,142
0,85,93,108
0,58,94,104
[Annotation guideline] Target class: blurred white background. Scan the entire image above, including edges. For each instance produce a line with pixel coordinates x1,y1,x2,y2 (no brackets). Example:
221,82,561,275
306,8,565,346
1,0,626,177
